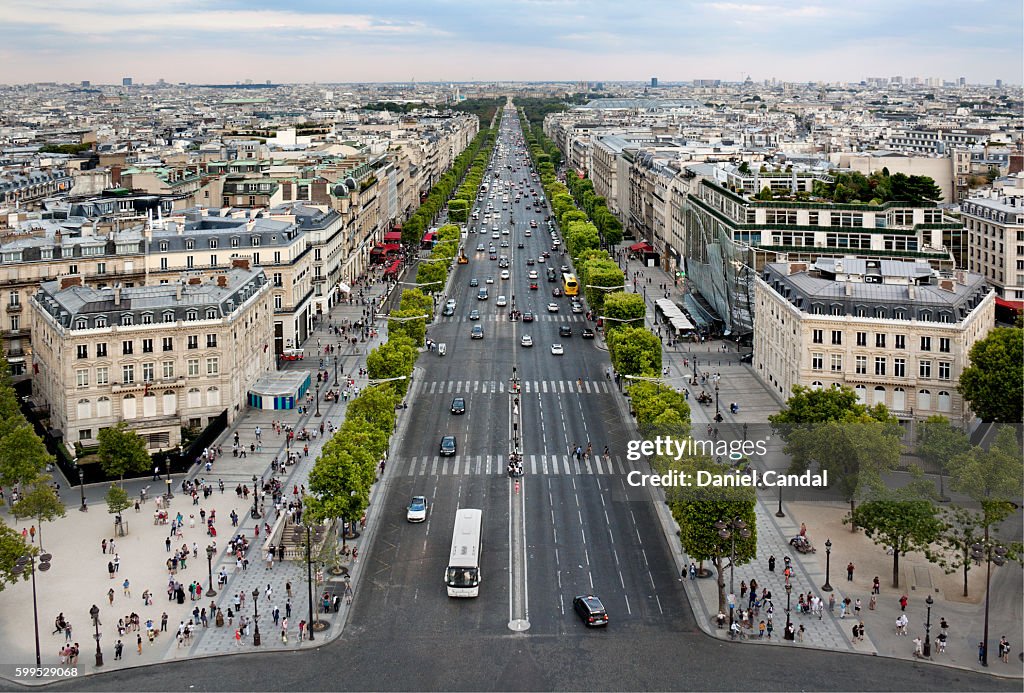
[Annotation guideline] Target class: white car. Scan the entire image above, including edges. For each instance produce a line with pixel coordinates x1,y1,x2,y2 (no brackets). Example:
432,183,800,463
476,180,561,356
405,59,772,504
550,343,564,355
528,270,538,279
547,303,559,313
520,334,534,347
537,256,546,263
406,495,428,523
486,276,494,284
571,302,584,314
502,229,510,235
496,295,508,306
500,270,510,280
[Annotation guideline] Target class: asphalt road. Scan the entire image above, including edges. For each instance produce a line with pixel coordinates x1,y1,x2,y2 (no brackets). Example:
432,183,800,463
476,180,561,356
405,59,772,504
21,105,1019,693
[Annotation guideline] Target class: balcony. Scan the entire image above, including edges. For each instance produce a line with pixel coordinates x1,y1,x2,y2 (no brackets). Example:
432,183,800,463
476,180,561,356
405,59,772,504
6,303,22,313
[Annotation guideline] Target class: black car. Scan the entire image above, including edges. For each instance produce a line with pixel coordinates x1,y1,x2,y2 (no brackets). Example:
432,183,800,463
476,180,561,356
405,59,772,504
469,278,479,287
526,257,535,266
471,325,484,339
450,397,466,415
740,352,753,364
439,436,457,456
573,595,609,627
559,325,572,337
581,328,595,339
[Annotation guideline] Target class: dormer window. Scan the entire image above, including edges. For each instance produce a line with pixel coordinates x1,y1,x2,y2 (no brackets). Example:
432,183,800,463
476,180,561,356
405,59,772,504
95,317,107,328
121,313,134,326
75,318,88,329
185,239,195,250
251,236,261,247
141,312,153,325
894,308,906,320
230,237,240,248
206,308,217,319
163,311,175,323
186,310,198,321
159,241,169,252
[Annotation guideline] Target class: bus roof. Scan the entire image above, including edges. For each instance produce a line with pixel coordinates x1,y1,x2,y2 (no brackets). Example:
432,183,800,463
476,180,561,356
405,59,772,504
448,509,482,568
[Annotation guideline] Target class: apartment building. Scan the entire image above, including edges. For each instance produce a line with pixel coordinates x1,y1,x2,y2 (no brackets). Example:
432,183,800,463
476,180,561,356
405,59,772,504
29,264,273,450
961,183,1024,300
753,258,994,427
0,167,74,208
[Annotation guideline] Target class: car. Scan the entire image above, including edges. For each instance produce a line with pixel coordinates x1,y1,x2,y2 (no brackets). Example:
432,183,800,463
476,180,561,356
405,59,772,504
486,276,494,284
476,243,485,252
550,343,564,355
547,302,559,312
491,232,500,239
537,255,546,263
498,257,510,268
489,253,498,261
522,311,535,322
492,226,499,233
520,334,533,347
560,265,570,274
471,325,484,339
529,281,538,290
573,595,608,627
526,257,535,266
439,436,457,456
530,220,538,228
501,269,510,280
469,278,479,287
468,309,480,320
406,496,429,523
582,328,595,339
552,287,563,297
740,352,753,364
559,325,572,337
525,230,532,237
500,240,509,248
502,229,509,235
478,288,488,301
528,270,539,279
496,295,508,307
450,397,466,415
571,302,584,314
517,242,525,249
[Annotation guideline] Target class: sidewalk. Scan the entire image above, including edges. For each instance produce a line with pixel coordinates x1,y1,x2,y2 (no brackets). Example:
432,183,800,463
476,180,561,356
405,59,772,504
0,274,411,685
605,255,1022,679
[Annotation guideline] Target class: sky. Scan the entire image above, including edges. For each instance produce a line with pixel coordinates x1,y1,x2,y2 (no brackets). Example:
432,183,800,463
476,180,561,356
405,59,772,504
0,0,1021,85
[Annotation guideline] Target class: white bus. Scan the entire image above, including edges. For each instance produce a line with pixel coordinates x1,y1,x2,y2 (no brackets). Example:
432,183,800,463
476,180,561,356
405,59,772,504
445,509,482,597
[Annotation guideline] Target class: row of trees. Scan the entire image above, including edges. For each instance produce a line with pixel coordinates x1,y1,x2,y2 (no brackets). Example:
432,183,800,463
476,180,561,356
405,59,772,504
446,130,499,224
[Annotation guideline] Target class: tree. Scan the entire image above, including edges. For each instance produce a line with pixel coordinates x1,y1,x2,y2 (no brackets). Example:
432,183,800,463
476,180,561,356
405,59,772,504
607,327,661,377
105,484,132,518
0,520,32,592
602,292,645,331
629,380,690,437
347,386,399,434
915,415,971,501
846,498,942,588
958,327,1023,423
97,422,151,484
415,261,446,293
947,424,1023,510
928,505,1021,597
306,442,372,539
387,310,427,347
0,423,52,488
11,479,65,551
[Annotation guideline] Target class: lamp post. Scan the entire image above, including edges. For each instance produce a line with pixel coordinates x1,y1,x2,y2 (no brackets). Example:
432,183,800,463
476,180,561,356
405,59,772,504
784,582,793,639
251,587,261,646
923,594,933,658
205,545,217,597
77,461,87,512
714,518,750,625
334,356,339,387
250,475,261,520
714,381,721,422
306,524,315,641
775,484,785,518
314,382,321,417
822,538,833,591
970,541,1007,666
13,552,51,669
89,604,103,666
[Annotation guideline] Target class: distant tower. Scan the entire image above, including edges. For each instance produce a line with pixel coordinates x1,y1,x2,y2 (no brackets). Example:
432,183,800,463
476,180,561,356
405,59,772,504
650,77,658,88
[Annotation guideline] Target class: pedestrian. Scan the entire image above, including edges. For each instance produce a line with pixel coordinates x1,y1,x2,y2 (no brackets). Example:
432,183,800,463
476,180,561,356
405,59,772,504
999,637,1010,663
853,622,861,643
913,637,923,658
165,537,171,552
137,633,143,655
114,639,123,660
108,561,115,579
978,641,986,663
123,578,131,597
161,612,168,632
286,581,293,598
872,576,880,594
768,555,775,572
29,525,35,543
102,539,108,554
235,629,242,647
854,598,861,617
846,562,854,581
285,599,292,619
114,553,120,573
828,593,835,613
858,622,866,643
899,594,908,611
688,563,697,580
108,587,115,605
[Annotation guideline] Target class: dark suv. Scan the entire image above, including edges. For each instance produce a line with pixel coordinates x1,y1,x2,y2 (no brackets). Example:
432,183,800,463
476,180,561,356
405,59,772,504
450,397,466,415
573,595,609,627
439,436,457,456
559,325,572,337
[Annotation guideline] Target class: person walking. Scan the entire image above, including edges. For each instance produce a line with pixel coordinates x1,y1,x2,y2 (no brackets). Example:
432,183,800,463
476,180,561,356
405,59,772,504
846,562,854,581
137,633,143,655
114,639,123,660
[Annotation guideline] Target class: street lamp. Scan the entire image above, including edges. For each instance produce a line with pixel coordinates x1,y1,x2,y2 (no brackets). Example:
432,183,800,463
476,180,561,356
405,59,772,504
251,587,261,646
333,355,339,387
314,382,321,417
13,551,51,669
714,381,721,422
822,538,833,592
76,461,87,512
775,484,785,518
970,541,1007,666
89,604,103,666
250,475,261,520
205,545,217,597
924,594,934,658
784,582,793,639
714,518,750,625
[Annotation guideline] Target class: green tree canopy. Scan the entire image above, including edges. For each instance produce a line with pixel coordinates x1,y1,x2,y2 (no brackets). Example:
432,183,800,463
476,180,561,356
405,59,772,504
957,326,1023,423
105,484,132,517
847,497,942,588
916,415,971,499
607,326,661,377
97,422,151,483
11,478,65,551
0,423,52,488
602,292,646,332
947,424,1023,508
0,520,32,592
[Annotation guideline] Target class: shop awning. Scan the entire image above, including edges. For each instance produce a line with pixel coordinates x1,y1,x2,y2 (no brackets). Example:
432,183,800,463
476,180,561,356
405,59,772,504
995,296,1023,310
630,241,654,252
337,281,351,294
383,259,401,275
383,231,403,242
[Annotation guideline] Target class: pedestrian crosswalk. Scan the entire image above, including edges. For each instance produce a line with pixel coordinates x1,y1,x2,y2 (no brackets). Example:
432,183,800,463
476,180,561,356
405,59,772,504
440,314,584,323
399,454,638,477
422,379,612,394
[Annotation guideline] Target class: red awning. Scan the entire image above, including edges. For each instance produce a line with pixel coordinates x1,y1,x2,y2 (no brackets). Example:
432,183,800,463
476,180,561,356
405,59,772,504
630,241,654,252
373,242,401,253
383,259,401,275
996,296,1023,310
383,231,403,242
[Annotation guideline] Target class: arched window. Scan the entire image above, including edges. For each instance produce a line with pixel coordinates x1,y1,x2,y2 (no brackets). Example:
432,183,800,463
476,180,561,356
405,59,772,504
937,391,952,412
76,398,91,420
872,385,886,406
186,310,198,321
122,394,137,419
187,387,201,408
97,396,112,418
811,381,824,390
141,312,153,325
206,308,218,320
892,387,906,412
854,385,867,405
163,311,175,323
96,316,107,328
918,389,932,411
206,386,221,407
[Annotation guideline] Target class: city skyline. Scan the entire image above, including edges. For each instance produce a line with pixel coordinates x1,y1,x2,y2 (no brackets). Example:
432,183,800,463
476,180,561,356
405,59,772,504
0,0,1021,85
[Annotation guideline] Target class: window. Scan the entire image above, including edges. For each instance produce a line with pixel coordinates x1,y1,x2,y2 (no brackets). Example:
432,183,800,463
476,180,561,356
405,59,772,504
186,310,197,321
273,251,281,264
831,330,842,345
96,367,108,385
812,329,823,344
121,313,133,326
68,264,78,274
163,311,175,323
855,355,867,374
97,262,106,275
830,354,843,372
187,359,200,377
937,391,952,412
160,257,168,271
159,241,169,252
122,364,135,384
919,389,932,410
856,331,867,347
141,313,153,325
79,429,92,441
142,362,154,382
96,342,107,357
251,236,261,247
273,273,283,287
163,361,175,379
186,256,194,269
811,353,823,371
9,316,20,331
8,291,19,307
231,237,240,248
874,357,886,376
206,308,217,320
209,238,218,249
919,360,932,378
142,338,154,353
895,334,906,350
187,335,199,349
938,362,951,380
122,340,133,355
76,369,89,387
162,337,173,352
939,337,950,353
875,333,886,348
185,239,195,250
77,345,88,359
206,334,218,348
206,357,219,375
894,358,906,378
274,295,283,310
210,255,217,268
76,318,88,330
920,336,931,351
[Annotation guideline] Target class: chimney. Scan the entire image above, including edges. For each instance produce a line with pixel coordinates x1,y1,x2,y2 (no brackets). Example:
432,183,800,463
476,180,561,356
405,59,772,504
216,275,227,287
938,279,956,292
231,257,251,271
175,283,182,301
188,277,202,285
59,275,82,291
113,285,122,306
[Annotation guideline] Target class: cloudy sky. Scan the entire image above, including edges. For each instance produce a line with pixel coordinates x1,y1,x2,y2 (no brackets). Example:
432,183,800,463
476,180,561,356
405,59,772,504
0,0,1020,85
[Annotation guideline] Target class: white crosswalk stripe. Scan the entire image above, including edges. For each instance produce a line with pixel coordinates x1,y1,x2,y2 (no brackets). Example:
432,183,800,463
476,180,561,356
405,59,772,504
420,379,607,394
402,455,633,476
